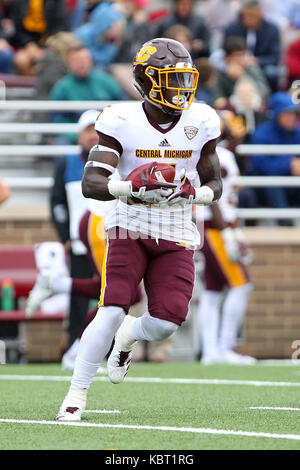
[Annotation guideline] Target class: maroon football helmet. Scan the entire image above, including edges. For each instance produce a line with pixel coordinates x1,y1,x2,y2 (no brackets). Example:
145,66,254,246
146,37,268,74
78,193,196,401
133,38,199,116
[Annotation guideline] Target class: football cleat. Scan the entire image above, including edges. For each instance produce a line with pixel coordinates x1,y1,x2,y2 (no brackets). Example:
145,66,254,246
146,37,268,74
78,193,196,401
55,386,87,422
55,406,83,422
220,350,257,365
201,355,223,366
25,269,54,318
107,315,138,384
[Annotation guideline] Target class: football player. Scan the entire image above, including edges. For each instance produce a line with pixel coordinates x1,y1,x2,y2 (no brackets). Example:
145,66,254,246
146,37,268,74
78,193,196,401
195,144,255,365
56,38,222,421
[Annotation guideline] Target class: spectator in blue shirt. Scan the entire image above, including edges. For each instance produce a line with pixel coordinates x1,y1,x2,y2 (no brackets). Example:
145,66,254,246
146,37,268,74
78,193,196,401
242,92,300,219
74,1,124,69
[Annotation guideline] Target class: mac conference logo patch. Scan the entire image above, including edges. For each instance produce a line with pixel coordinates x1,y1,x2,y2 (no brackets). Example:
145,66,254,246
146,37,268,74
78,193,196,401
184,126,198,140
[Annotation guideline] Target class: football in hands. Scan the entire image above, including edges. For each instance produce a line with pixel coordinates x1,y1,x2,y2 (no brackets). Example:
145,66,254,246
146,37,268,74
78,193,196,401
125,162,176,204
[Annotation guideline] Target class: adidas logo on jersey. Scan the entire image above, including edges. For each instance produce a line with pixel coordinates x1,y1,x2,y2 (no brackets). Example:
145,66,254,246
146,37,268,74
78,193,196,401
159,138,171,147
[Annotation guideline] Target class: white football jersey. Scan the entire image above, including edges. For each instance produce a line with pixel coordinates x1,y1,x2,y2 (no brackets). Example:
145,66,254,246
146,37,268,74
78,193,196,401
95,101,220,245
200,146,240,224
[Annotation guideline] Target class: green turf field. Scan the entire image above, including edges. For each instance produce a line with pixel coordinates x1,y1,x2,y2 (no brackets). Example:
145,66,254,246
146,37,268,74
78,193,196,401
1,362,300,450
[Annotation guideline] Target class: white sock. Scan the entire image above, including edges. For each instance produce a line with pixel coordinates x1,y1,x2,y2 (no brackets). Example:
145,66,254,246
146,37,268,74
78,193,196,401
71,357,101,389
61,384,87,409
131,311,178,342
197,290,223,359
71,306,125,389
219,284,252,352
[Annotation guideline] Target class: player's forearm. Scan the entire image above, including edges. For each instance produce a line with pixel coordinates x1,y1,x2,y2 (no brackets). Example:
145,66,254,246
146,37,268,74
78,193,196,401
198,167,223,203
197,151,223,202
202,177,223,202
198,140,223,203
82,170,115,201
82,170,134,201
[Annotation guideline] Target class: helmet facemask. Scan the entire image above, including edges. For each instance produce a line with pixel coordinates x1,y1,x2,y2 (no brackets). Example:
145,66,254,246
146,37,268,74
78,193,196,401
145,64,199,113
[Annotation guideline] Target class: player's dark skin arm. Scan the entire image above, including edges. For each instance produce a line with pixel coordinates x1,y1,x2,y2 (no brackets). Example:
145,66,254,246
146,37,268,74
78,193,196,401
197,138,222,202
82,136,119,201
82,101,176,201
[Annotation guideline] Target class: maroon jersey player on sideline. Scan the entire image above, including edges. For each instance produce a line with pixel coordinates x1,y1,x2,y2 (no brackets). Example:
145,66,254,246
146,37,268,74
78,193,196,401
56,38,222,422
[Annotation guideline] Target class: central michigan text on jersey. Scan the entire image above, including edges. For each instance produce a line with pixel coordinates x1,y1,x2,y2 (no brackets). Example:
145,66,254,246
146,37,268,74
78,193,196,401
135,149,193,158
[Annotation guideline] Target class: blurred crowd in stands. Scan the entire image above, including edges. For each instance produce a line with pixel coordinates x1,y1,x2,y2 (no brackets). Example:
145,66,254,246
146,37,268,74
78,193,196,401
1,0,300,219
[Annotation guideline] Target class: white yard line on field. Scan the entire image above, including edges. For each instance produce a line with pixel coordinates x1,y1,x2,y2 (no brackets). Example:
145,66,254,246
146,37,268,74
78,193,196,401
0,418,300,442
1,374,300,387
249,407,300,412
84,410,121,414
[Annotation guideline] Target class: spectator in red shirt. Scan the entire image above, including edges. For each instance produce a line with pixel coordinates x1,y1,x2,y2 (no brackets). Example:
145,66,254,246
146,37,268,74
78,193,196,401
286,34,300,88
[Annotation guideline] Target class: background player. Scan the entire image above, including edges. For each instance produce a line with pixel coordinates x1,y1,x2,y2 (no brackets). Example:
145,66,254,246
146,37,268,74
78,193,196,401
56,38,222,422
26,196,113,370
49,110,99,348
196,142,255,365
26,180,143,371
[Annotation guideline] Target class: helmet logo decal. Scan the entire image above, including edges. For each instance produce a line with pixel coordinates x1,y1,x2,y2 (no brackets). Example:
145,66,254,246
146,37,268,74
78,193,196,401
135,46,157,64
184,126,199,140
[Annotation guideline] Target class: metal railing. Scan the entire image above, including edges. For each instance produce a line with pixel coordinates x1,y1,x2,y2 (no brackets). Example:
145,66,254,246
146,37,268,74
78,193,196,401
236,208,300,219
0,145,80,155
0,123,79,133
4,175,300,189
236,144,300,155
0,100,125,111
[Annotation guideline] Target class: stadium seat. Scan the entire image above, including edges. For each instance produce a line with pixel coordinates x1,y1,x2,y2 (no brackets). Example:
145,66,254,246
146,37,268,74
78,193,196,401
0,246,37,298
0,73,36,88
